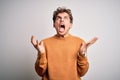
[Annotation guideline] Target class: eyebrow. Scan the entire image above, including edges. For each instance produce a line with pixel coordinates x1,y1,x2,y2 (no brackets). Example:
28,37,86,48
56,15,69,19
56,16,61,18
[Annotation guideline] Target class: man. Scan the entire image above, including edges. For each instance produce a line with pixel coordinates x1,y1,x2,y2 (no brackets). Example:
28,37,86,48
31,7,98,80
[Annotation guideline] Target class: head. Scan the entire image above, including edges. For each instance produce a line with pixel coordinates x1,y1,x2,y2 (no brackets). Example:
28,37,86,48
53,7,73,37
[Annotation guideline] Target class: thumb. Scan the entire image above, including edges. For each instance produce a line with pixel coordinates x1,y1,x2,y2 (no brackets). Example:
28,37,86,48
40,41,44,46
81,42,85,48
81,42,87,52
87,37,98,48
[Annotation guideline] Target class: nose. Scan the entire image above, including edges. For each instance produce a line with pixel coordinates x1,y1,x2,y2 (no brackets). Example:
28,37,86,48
60,18,64,22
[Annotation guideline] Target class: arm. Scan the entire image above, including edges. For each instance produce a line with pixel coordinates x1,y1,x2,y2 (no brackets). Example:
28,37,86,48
77,37,98,77
31,35,47,76
77,53,89,77
35,52,47,76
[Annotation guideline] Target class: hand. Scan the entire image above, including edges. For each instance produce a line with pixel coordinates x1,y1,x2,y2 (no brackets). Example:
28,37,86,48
86,37,98,48
31,35,45,53
80,37,98,54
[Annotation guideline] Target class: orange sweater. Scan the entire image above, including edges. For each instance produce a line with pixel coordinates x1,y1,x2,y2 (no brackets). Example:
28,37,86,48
35,34,89,80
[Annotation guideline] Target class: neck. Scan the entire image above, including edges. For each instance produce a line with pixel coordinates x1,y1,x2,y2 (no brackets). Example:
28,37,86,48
56,33,70,38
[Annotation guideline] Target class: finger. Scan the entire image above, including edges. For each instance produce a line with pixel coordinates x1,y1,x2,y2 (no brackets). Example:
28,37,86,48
89,37,98,44
81,42,87,52
31,35,34,43
87,37,98,47
36,40,39,46
40,41,44,46
31,35,35,44
31,35,37,45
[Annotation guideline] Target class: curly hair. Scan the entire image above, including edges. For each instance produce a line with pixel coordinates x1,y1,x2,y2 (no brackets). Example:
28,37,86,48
53,7,73,23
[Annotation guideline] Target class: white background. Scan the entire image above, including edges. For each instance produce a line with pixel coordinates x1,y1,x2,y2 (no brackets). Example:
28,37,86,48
0,0,120,80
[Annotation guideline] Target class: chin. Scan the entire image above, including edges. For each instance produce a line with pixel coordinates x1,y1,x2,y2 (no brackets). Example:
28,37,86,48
59,32,65,35
59,33,68,37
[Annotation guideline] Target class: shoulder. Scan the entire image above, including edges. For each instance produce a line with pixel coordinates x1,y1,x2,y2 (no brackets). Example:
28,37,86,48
70,34,85,42
42,35,56,42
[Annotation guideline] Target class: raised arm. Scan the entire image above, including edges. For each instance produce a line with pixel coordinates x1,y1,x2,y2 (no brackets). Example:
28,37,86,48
77,37,98,77
31,35,47,76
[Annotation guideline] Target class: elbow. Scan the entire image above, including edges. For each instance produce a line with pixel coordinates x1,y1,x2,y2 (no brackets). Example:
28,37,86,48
35,63,46,76
78,62,89,77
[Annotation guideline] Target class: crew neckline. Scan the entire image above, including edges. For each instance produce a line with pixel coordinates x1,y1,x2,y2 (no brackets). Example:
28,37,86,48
54,34,71,40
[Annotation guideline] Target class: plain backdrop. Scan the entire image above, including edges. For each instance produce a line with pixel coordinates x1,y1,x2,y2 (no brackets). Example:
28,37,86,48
0,0,120,80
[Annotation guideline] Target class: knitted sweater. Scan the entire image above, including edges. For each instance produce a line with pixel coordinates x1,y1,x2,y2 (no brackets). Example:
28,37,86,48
35,34,89,80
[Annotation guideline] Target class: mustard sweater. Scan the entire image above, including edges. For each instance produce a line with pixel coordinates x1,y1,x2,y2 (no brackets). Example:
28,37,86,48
35,34,89,80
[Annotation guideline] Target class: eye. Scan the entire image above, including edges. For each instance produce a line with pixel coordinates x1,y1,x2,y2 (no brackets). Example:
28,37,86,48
56,16,61,20
64,16,68,19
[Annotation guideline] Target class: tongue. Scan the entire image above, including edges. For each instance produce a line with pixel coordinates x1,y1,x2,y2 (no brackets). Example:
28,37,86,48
59,27,65,32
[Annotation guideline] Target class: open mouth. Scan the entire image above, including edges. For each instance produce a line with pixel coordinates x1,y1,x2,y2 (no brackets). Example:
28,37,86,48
59,25,65,32
60,25,65,29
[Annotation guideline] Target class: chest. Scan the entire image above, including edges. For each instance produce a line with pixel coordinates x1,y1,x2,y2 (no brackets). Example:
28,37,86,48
45,39,81,60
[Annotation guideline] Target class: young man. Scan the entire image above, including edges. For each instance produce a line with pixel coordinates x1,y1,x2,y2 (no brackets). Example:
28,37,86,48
31,7,98,80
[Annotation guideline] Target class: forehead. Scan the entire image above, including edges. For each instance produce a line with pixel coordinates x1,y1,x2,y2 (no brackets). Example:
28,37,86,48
57,12,69,17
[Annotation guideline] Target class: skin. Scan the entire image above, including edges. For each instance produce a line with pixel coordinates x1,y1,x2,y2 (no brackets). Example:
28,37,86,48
53,12,72,37
31,12,98,54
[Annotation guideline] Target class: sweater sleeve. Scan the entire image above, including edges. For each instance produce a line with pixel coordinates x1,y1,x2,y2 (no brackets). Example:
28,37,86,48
35,52,47,76
77,53,89,77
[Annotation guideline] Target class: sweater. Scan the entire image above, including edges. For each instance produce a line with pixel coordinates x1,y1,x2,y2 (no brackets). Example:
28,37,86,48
35,34,89,80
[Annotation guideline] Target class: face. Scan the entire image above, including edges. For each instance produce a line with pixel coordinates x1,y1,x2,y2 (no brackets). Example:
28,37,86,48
54,12,72,37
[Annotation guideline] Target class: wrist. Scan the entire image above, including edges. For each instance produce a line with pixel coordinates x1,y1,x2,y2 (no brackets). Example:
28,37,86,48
81,51,87,57
38,49,45,54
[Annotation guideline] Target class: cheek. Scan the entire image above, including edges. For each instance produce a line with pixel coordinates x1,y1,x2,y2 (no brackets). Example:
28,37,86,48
54,22,59,26
54,23,59,30
66,23,72,29
69,24,72,29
